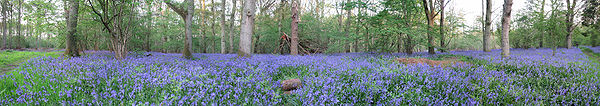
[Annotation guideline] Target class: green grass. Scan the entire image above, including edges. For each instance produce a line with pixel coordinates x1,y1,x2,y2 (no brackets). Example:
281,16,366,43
580,46,600,63
0,50,61,74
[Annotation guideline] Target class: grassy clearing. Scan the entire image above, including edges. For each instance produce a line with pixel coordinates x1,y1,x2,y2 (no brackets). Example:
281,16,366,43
0,50,61,74
580,46,600,63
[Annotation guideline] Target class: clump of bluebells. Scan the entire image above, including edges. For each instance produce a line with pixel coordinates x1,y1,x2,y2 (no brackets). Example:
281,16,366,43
586,46,600,53
0,48,599,105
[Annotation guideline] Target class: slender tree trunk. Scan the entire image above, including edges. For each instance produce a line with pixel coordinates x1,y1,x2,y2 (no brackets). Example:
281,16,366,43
200,0,207,53
593,33,599,47
483,0,492,52
229,0,237,53
501,0,513,58
238,0,255,57
211,0,217,53
345,0,351,53
566,0,577,49
439,0,446,52
65,0,80,57
1,0,6,49
290,0,299,55
538,0,546,48
7,7,12,49
220,0,227,53
16,0,22,49
145,2,152,52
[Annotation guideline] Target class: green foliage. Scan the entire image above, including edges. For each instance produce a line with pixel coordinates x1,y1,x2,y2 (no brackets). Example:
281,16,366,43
0,51,60,73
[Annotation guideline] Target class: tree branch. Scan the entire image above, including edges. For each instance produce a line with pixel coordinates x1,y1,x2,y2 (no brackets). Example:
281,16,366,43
164,0,187,17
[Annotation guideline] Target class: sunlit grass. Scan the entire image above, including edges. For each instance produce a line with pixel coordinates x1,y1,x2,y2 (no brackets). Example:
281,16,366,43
0,51,61,74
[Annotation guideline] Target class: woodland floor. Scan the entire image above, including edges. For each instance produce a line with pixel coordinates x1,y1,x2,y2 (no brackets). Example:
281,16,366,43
0,49,60,74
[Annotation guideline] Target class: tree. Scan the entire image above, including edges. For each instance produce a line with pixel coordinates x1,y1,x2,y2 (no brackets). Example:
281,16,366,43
422,0,440,54
439,0,446,52
483,0,492,52
229,0,237,53
565,0,578,49
65,0,80,57
345,0,351,53
501,0,513,58
16,0,22,49
220,0,226,54
86,0,136,60
164,0,195,59
239,0,256,57
582,0,600,47
290,0,299,55
1,0,6,49
537,0,546,48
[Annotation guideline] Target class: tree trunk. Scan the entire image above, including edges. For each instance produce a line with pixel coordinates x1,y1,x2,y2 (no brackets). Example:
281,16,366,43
184,0,195,58
290,0,299,55
199,0,207,53
65,0,80,57
229,0,237,53
16,0,22,49
7,7,12,49
593,33,599,47
501,0,513,58
238,0,255,57
165,0,195,59
111,37,128,60
405,34,414,55
423,0,436,54
145,2,152,52
345,0,351,53
538,0,546,48
439,0,446,53
483,0,492,52
220,0,227,53
566,0,577,49
211,0,217,53
1,1,6,49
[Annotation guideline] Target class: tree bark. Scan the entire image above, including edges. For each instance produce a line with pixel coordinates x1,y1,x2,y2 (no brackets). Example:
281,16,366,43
538,0,546,48
145,1,153,52
345,0,351,53
7,5,12,49
439,0,446,53
86,0,134,60
184,0,194,58
16,0,22,49
210,0,217,53
229,0,237,53
290,0,299,55
220,0,227,53
405,34,414,55
200,0,207,53
1,0,6,49
483,0,492,52
423,0,436,54
238,0,255,57
65,0,80,57
165,0,195,59
501,0,513,58
566,0,577,49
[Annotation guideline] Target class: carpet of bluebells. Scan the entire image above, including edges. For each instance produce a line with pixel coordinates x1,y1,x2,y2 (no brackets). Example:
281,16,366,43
1,48,600,105
588,46,600,53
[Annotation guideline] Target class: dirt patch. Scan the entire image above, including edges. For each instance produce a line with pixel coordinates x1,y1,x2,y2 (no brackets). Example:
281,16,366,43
396,57,467,67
